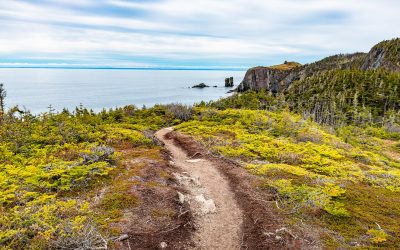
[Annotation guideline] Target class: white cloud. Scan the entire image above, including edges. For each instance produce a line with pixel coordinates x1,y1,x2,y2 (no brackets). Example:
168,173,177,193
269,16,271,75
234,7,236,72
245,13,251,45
0,0,398,67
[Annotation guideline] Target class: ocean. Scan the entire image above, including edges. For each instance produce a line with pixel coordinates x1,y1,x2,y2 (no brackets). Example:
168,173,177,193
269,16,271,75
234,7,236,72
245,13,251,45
0,68,246,114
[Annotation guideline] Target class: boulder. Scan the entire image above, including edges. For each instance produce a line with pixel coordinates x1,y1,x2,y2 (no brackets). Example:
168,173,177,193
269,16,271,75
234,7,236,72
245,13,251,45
195,194,216,215
160,242,168,249
177,191,185,204
192,83,209,88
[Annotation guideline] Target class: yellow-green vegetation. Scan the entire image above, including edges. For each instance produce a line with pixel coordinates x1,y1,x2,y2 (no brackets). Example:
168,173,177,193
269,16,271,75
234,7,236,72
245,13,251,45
269,61,302,70
176,108,400,248
0,103,191,249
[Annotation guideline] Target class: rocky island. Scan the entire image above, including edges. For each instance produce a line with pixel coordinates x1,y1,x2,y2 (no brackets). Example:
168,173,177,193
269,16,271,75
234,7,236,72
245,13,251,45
191,83,209,88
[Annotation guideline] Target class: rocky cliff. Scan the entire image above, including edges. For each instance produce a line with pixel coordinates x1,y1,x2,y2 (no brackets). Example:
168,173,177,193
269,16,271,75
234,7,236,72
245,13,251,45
236,38,399,93
236,63,301,93
362,38,400,71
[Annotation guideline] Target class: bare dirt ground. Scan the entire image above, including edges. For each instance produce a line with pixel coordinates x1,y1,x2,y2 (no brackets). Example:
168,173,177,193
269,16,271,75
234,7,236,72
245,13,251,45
111,147,194,250
160,129,320,250
155,128,243,250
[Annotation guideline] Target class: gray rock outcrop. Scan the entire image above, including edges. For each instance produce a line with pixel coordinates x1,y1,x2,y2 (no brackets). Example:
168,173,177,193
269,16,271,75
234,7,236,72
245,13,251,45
362,39,400,71
236,66,301,93
225,77,234,87
192,83,209,88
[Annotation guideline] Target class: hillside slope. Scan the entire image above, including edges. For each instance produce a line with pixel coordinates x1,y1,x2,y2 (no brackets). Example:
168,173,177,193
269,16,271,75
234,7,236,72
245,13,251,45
236,38,399,93
286,69,400,125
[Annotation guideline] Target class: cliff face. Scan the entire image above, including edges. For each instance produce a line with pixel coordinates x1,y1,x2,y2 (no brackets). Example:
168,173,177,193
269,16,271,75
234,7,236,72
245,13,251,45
236,62,303,93
236,66,300,93
362,39,400,71
237,38,399,93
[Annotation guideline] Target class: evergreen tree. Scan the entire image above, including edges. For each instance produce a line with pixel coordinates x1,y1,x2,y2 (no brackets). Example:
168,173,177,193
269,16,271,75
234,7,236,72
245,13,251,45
0,83,6,115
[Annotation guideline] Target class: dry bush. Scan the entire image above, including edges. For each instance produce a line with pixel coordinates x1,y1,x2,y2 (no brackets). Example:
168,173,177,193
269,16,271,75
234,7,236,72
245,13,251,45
81,146,115,164
385,123,400,134
278,152,303,165
165,104,194,121
51,220,108,250
296,129,323,144
142,130,162,146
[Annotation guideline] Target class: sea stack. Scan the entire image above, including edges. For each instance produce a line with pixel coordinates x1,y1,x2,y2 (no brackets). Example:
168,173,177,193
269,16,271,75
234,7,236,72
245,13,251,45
225,77,234,87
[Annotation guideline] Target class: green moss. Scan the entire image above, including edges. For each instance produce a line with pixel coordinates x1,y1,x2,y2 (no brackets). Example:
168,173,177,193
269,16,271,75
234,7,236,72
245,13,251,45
367,229,389,244
151,208,175,218
99,192,138,211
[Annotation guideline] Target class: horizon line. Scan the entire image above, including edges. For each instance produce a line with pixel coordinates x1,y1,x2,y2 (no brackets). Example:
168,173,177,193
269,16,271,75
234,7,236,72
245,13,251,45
0,66,248,71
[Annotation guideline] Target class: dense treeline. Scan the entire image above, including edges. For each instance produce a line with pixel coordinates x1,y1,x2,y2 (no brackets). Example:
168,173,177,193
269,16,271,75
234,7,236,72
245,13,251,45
287,69,400,126
301,52,366,73
207,69,400,128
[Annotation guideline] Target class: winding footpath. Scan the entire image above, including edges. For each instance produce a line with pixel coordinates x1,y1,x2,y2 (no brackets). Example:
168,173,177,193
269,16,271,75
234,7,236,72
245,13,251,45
155,128,243,250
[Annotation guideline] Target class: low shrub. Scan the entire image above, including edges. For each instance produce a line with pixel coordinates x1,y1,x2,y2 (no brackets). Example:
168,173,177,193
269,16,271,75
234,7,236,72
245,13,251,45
177,108,400,248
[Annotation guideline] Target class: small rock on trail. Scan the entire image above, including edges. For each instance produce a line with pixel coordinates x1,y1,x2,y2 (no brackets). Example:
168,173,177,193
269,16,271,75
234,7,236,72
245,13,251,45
194,194,217,215
186,159,204,163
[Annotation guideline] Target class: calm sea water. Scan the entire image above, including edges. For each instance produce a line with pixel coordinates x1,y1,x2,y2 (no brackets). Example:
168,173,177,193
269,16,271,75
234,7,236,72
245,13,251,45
0,68,245,114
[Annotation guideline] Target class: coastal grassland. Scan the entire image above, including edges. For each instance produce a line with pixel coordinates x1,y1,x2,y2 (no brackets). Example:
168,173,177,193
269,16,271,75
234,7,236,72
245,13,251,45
269,61,302,70
176,108,400,248
0,104,192,249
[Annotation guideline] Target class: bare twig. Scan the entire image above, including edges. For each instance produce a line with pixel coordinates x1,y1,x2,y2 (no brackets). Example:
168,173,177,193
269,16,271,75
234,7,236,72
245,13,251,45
158,224,181,234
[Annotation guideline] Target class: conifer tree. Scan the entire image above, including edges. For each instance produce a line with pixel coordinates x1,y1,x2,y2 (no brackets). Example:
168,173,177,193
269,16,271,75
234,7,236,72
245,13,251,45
0,83,6,115
0,83,7,118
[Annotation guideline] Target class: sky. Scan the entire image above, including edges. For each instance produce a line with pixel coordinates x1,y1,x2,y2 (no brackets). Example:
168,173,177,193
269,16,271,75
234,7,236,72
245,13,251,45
0,0,399,69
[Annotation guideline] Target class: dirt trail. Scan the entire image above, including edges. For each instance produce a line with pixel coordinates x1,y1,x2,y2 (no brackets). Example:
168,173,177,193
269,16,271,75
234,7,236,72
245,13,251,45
155,128,243,250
